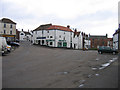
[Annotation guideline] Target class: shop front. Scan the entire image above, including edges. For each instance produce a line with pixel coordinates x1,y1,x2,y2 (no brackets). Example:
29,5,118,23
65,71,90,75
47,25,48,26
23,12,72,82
2,35,16,42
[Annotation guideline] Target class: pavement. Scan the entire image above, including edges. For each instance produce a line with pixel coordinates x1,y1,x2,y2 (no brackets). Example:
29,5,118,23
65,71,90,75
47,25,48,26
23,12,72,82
2,41,119,88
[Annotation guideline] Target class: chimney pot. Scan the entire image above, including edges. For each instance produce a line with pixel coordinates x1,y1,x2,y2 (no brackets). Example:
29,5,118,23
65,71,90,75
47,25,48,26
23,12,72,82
67,25,70,28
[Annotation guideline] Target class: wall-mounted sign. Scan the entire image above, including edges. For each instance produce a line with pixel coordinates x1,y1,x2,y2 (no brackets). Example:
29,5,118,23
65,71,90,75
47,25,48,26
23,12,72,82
36,37,46,39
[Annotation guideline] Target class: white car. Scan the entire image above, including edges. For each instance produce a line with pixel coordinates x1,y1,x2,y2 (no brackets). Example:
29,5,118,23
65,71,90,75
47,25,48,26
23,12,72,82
7,45,11,52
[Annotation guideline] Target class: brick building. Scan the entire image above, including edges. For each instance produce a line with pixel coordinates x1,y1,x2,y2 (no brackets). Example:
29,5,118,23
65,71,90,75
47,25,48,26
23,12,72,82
89,34,108,49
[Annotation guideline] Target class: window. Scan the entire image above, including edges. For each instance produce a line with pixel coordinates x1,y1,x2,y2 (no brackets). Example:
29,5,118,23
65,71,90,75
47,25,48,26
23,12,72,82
50,42,53,45
63,42,67,47
4,30,6,34
42,30,44,34
10,24,12,28
64,32,65,34
59,35,61,38
102,42,104,45
4,24,6,28
47,31,49,33
47,36,49,38
64,37,65,40
36,31,37,34
50,36,53,38
58,42,62,47
10,31,12,34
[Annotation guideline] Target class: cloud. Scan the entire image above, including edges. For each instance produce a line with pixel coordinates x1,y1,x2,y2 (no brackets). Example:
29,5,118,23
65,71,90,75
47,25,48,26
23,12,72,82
0,0,119,37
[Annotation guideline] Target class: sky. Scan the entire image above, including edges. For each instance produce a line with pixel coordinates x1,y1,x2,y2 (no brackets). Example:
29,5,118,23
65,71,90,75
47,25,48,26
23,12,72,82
0,0,119,38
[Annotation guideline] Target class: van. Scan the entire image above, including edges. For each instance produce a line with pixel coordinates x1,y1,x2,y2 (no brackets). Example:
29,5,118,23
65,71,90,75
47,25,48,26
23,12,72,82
0,37,8,55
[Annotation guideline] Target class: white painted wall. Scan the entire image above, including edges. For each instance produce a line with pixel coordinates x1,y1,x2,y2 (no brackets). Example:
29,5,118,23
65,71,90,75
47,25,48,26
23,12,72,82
85,40,91,49
33,29,73,48
113,33,118,49
19,31,26,41
72,33,83,49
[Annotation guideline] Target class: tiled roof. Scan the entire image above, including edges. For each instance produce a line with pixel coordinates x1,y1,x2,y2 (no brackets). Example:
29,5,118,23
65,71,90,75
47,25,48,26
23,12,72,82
47,25,73,32
24,31,31,35
34,24,52,31
0,18,16,24
90,35,107,38
34,24,73,32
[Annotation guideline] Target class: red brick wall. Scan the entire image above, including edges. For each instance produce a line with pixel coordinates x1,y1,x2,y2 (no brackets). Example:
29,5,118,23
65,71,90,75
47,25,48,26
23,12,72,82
90,38,108,48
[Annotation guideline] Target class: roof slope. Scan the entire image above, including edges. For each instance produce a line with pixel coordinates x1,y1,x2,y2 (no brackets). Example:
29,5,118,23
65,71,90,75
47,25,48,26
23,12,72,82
47,25,73,32
34,24,52,31
0,18,16,24
34,24,73,32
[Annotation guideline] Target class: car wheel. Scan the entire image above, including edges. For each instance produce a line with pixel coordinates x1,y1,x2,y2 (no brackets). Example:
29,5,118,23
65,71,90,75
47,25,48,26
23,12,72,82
113,52,116,55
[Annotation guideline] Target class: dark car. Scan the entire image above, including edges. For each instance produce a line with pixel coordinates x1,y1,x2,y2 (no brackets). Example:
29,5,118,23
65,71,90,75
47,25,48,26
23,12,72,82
16,39,20,43
9,42,20,46
98,46,118,54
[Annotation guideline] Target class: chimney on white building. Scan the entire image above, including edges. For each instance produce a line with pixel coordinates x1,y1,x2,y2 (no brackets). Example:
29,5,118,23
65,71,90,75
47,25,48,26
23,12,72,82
67,25,70,28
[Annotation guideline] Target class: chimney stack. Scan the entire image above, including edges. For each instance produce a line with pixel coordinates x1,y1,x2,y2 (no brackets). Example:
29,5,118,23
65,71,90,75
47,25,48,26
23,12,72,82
75,28,77,32
67,25,70,28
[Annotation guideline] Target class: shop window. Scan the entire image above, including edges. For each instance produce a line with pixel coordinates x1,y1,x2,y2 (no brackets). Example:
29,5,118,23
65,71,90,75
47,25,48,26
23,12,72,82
63,42,67,47
58,42,62,47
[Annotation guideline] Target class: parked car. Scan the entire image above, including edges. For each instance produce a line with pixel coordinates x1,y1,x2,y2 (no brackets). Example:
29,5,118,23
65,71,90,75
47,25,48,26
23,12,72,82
9,42,20,46
98,46,118,54
7,45,11,52
0,37,8,55
16,39,20,43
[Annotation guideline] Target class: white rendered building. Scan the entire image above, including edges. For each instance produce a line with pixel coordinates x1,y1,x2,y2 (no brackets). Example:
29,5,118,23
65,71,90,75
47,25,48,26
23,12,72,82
33,24,87,49
33,24,73,48
19,29,32,41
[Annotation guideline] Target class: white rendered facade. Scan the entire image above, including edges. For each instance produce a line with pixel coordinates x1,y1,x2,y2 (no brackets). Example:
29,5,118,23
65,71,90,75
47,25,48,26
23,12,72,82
33,29,73,48
72,33,83,49
20,31,32,41
113,33,118,49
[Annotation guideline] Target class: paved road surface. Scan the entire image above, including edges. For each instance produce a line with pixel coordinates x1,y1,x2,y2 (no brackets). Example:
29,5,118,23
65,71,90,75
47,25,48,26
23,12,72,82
2,41,118,88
